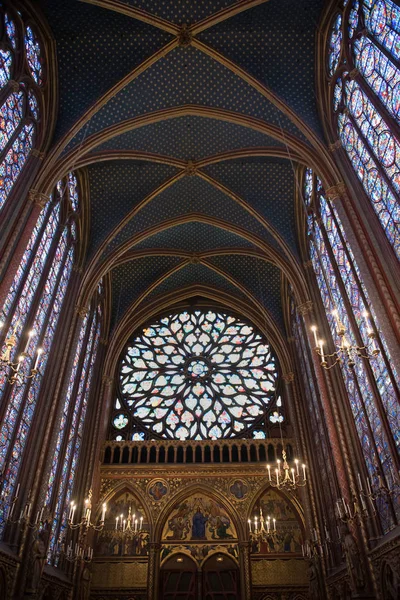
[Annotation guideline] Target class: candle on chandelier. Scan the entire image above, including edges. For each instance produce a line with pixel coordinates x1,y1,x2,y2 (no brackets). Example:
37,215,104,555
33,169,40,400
332,309,340,329
39,507,44,522
34,348,43,371
123,519,126,532
267,464,271,481
71,503,76,523
302,464,306,481
318,340,325,363
140,516,143,530
254,516,258,533
363,311,372,335
15,484,20,499
273,518,276,532
311,325,318,348
24,330,35,354
295,459,299,476
101,502,107,522
357,472,363,492
291,468,295,484
266,519,270,533
115,516,119,530
277,459,281,475
275,468,279,485
248,519,252,533
135,519,138,532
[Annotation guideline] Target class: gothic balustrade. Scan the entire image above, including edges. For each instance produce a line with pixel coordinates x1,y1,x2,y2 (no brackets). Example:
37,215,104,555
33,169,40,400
101,438,295,466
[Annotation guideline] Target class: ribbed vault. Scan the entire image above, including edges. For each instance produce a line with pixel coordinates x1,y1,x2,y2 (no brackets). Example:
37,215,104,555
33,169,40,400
36,0,334,364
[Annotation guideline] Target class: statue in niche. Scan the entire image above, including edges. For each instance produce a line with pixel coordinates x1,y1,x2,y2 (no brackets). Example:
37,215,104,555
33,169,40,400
26,526,49,593
307,542,324,600
340,522,365,591
79,566,92,600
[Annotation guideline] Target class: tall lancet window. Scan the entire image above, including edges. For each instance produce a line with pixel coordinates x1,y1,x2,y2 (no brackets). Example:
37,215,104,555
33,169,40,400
304,167,399,533
0,173,80,533
0,6,43,212
46,284,103,563
327,0,400,259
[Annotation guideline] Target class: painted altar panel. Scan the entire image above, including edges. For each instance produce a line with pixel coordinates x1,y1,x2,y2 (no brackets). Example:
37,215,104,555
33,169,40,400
251,489,303,554
161,493,238,542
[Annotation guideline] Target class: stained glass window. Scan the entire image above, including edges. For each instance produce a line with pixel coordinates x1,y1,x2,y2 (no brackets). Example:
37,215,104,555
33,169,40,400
47,291,103,564
0,172,80,534
115,310,282,441
327,0,400,259
304,167,400,533
0,8,43,213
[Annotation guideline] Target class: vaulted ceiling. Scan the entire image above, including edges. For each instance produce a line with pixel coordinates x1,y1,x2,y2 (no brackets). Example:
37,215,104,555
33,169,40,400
38,0,332,357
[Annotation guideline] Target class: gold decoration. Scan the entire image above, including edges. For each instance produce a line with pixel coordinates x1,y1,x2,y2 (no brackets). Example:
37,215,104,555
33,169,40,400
178,24,192,47
251,558,308,585
28,190,51,208
75,305,88,318
296,301,313,316
91,560,148,587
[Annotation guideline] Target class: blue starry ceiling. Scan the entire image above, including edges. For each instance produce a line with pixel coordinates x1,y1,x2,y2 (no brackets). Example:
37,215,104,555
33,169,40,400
198,0,325,136
100,174,282,260
206,255,284,331
39,0,172,141
143,263,250,306
93,116,284,159
118,0,238,24
111,256,184,326
87,161,179,256
203,157,299,255
132,222,255,253
65,46,308,153
39,0,324,330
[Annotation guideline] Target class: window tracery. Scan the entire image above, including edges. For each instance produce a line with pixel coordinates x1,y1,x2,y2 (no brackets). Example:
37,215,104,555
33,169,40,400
327,0,400,259
113,310,283,441
0,6,44,212
47,287,103,563
304,167,399,533
0,172,80,534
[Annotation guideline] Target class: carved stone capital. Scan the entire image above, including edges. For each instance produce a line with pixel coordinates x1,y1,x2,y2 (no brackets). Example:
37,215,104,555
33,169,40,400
287,336,295,344
185,159,197,176
28,189,51,208
297,300,313,316
75,304,88,318
31,149,45,160
72,264,83,273
325,182,346,201
282,372,295,384
100,337,109,346
329,139,342,152
303,260,313,270
178,24,192,47
348,68,359,80
8,79,20,92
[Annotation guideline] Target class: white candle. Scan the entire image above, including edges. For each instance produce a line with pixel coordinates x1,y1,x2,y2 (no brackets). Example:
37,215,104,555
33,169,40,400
357,473,363,491
135,519,138,532
140,516,143,529
302,464,306,481
39,507,44,522
367,478,372,496
273,518,276,532
115,516,119,530
248,519,252,533
311,325,318,347
275,469,279,484
35,511,39,524
24,330,34,353
123,519,126,531
267,464,271,481
295,459,299,476
291,468,295,484
267,519,270,533
71,505,76,523
15,484,20,498
34,348,43,370
277,459,281,475
101,502,106,522
319,340,325,362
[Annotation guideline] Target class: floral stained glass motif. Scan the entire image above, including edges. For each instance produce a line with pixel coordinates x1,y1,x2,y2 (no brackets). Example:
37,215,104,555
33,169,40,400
0,91,24,153
4,14,16,49
0,123,35,211
0,49,12,88
68,172,79,211
328,0,400,260
24,26,42,85
119,310,279,440
328,14,343,76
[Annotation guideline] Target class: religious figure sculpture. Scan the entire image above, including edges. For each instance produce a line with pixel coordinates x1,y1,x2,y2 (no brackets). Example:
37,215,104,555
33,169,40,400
340,522,365,591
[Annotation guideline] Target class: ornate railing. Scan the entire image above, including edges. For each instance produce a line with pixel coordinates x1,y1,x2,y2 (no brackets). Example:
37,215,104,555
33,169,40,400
101,438,296,466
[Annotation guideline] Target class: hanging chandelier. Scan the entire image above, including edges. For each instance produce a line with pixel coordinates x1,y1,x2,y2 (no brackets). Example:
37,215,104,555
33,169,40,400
248,508,276,541
0,321,42,385
311,310,379,370
114,505,145,538
266,449,307,491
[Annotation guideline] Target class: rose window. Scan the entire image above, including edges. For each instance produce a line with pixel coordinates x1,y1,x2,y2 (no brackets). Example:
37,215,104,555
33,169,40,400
117,310,280,440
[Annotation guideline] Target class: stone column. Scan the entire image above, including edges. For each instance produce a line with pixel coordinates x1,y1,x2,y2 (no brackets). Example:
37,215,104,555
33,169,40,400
147,542,161,600
238,541,252,600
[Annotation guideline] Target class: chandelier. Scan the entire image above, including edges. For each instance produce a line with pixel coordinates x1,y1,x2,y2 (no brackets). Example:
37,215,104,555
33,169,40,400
0,321,42,385
115,505,144,537
68,490,106,532
311,310,379,370
266,449,307,491
248,508,276,541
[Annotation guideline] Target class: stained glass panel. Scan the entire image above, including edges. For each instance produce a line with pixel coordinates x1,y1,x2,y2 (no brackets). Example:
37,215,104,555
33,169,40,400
0,123,35,212
24,26,42,85
119,310,279,440
362,0,400,61
0,91,24,153
4,14,16,49
328,14,342,76
68,172,79,211
0,49,12,88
